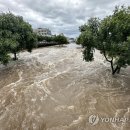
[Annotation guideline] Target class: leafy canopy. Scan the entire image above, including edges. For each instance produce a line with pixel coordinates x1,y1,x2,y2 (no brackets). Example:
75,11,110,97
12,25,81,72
0,12,37,64
77,6,130,75
37,34,68,45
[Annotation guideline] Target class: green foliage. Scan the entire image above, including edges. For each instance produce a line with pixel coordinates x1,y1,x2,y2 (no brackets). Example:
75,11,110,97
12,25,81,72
77,18,100,61
0,37,19,64
37,34,68,45
0,12,37,64
37,35,54,42
54,35,68,45
77,6,130,75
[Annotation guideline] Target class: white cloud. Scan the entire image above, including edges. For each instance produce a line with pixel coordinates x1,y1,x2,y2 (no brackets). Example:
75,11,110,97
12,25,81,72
0,0,130,37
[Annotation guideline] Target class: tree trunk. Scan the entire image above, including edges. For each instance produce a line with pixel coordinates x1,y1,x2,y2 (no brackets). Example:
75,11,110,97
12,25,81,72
112,65,120,75
103,51,121,75
110,61,114,74
13,52,18,60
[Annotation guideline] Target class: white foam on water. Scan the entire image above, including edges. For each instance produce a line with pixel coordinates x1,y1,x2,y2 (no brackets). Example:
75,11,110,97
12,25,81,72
70,115,85,126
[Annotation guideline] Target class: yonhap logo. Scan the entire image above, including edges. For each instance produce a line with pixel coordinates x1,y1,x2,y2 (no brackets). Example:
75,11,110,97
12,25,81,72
89,115,100,125
88,114,129,126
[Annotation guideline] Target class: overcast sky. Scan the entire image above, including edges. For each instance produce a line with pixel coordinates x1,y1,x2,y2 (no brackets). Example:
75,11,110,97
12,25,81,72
0,0,130,37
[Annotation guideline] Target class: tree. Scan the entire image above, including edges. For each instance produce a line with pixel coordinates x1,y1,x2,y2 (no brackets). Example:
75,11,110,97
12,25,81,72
54,35,68,46
37,35,68,45
0,12,37,64
77,6,130,75
37,34,68,46
37,35,53,42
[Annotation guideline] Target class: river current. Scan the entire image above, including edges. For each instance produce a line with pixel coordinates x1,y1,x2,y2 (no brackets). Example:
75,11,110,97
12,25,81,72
0,43,130,130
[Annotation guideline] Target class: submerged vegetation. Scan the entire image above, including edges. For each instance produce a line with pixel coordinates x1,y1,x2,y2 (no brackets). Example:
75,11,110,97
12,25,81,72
77,6,130,75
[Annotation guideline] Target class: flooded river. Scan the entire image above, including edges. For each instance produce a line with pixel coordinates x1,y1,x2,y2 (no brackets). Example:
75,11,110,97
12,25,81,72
0,44,130,130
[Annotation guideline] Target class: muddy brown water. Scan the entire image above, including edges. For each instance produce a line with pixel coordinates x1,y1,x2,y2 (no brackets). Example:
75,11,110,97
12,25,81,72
0,44,130,130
